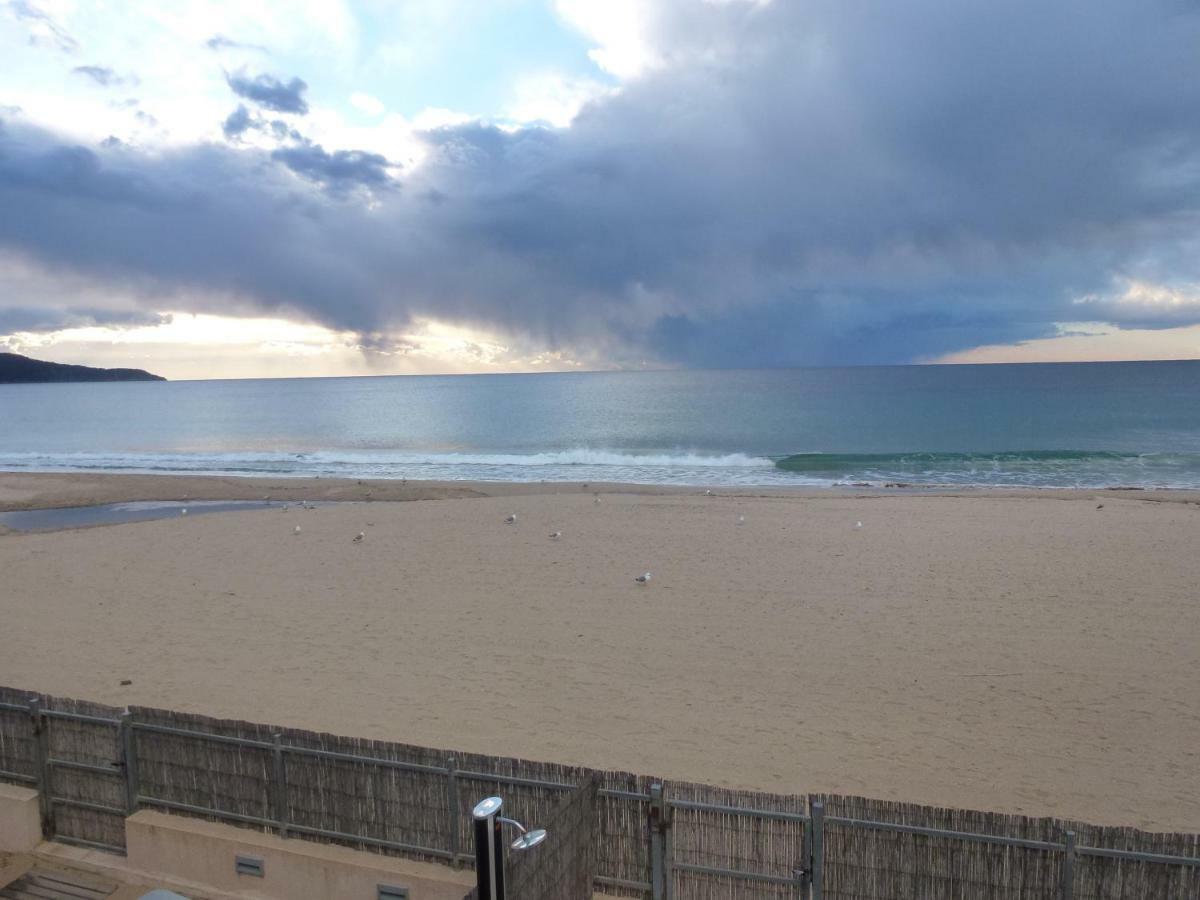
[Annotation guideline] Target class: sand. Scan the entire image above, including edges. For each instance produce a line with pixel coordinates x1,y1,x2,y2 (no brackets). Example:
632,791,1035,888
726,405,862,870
0,473,1198,831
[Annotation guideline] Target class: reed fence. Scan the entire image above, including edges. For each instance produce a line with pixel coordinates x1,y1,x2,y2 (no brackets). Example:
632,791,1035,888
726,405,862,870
1,686,1198,899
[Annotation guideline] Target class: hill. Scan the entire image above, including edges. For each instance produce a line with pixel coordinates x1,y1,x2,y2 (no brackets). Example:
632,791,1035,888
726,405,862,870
0,352,166,383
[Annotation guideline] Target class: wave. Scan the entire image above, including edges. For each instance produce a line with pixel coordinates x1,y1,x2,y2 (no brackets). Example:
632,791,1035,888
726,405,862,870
773,449,1200,487
0,448,772,469
3,447,1199,488
774,450,1137,473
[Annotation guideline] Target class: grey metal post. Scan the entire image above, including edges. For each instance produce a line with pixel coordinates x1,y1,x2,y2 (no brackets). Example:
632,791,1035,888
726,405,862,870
663,791,674,900
1061,830,1076,900
119,710,139,815
650,783,665,900
810,801,824,900
446,756,461,867
802,817,814,899
28,698,53,839
271,733,288,839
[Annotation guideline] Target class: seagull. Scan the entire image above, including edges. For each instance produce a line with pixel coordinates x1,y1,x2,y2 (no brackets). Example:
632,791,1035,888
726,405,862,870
593,493,601,505
549,531,562,540
854,521,863,529
180,508,188,516
294,525,302,535
505,513,517,524
737,515,745,525
705,489,713,496
635,572,652,585
352,532,365,543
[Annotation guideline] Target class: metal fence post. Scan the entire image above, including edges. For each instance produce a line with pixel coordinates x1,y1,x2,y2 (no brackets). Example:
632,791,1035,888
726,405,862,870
271,733,288,839
810,801,824,900
802,817,814,899
1061,830,1076,900
28,698,53,839
650,784,665,900
447,756,461,868
663,793,674,900
119,710,139,815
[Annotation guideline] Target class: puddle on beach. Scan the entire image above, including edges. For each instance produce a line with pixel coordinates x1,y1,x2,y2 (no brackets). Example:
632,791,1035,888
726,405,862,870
0,500,329,533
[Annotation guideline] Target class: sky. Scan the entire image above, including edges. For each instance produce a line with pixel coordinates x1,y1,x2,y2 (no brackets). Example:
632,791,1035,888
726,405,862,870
1,0,1200,379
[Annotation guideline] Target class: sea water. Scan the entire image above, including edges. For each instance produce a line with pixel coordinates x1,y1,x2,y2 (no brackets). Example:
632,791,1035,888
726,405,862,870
2,361,1200,488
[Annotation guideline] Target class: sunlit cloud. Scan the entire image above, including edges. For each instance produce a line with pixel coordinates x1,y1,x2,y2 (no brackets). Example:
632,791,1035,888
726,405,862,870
931,322,1200,364
0,311,594,379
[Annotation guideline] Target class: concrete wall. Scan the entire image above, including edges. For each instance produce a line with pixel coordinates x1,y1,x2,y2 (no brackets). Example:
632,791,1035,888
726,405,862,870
0,784,41,853
126,810,473,900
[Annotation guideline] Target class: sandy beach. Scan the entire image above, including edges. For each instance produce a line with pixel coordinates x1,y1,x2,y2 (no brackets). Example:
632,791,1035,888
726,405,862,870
0,472,1198,831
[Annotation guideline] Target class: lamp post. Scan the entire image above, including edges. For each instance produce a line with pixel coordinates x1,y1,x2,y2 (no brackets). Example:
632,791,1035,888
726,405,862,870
471,796,547,900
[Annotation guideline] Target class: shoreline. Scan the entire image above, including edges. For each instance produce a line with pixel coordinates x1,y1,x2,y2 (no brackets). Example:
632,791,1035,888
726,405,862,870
3,471,1200,514
2,471,1198,830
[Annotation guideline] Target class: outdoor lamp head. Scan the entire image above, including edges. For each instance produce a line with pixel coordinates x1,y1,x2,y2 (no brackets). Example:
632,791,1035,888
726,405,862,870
511,828,548,851
472,796,503,820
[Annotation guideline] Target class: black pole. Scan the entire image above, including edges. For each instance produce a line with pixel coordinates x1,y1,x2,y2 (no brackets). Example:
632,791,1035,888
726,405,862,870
472,797,506,900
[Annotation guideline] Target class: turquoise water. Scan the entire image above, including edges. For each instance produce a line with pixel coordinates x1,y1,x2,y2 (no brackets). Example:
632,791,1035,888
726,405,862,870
2,361,1199,487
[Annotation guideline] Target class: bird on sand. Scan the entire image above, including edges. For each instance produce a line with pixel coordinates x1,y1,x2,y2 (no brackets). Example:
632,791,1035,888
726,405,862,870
737,515,745,525
854,521,863,529
352,532,365,543
635,572,652,585
180,508,188,516
593,493,601,505
293,525,301,535
549,531,562,540
505,513,517,524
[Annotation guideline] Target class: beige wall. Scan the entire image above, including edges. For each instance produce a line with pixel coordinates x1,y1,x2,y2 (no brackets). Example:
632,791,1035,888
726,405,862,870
126,810,473,900
0,784,41,853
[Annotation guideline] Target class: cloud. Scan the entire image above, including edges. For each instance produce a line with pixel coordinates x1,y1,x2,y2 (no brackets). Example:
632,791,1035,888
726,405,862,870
225,71,309,115
72,66,121,87
222,104,253,139
206,34,269,54
8,0,78,53
3,0,1200,368
349,92,384,116
270,141,396,195
0,306,170,335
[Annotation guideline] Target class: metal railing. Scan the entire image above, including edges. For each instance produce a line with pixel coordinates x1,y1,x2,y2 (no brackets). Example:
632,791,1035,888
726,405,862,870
2,697,1199,899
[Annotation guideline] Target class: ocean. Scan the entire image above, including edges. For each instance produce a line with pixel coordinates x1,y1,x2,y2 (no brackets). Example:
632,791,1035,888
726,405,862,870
2,361,1200,488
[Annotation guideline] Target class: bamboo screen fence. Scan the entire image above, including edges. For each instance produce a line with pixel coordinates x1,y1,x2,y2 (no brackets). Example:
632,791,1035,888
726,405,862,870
1,686,1198,899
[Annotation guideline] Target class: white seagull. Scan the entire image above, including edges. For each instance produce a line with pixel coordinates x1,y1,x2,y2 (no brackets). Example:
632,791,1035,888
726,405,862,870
737,515,745,525
593,493,601,505
635,572,652,585
549,531,562,540
180,508,188,516
293,525,302,535
855,521,863,529
505,513,517,524
352,532,365,543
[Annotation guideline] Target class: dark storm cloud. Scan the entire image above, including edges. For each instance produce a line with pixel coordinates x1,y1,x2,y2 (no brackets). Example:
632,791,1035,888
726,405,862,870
3,0,1200,365
225,71,308,115
271,143,394,195
0,307,170,334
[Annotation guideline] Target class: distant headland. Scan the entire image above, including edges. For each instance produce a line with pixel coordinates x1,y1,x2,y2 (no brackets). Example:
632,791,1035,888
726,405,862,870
0,352,165,384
